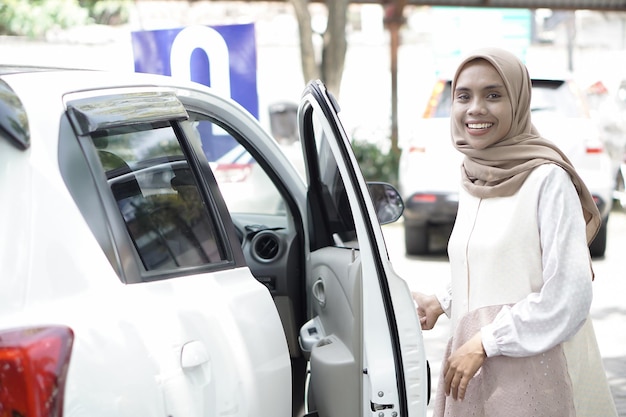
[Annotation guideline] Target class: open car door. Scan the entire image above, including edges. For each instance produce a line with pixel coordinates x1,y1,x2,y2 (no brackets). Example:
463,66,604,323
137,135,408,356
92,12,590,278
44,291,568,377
297,80,429,417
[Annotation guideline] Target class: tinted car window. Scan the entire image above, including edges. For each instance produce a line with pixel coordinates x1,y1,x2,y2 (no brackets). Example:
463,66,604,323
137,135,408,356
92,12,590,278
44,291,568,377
92,123,226,271
311,110,356,244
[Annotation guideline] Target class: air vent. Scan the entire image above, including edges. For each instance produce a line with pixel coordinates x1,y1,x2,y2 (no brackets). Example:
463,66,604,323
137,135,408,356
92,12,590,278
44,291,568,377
252,231,281,262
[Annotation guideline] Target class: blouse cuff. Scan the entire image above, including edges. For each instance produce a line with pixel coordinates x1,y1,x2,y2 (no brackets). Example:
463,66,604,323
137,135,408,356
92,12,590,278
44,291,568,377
481,324,501,357
436,288,452,318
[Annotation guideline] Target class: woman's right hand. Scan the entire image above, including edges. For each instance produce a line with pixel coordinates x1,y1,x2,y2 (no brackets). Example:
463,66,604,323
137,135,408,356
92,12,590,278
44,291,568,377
411,292,444,330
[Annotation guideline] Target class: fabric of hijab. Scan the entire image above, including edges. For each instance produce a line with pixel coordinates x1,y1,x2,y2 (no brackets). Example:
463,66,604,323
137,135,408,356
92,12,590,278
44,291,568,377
450,47,602,246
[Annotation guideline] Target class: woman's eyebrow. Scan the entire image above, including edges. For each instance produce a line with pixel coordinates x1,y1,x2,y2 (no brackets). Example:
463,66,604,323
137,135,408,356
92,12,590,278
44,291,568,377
484,83,505,90
454,83,505,93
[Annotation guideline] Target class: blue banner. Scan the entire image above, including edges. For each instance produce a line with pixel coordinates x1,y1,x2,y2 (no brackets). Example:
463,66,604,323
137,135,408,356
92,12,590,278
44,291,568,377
132,23,258,119
132,23,258,159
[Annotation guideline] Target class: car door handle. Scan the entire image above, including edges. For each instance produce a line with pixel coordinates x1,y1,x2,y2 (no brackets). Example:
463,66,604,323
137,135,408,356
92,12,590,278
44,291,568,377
299,316,324,354
312,278,326,308
180,340,210,369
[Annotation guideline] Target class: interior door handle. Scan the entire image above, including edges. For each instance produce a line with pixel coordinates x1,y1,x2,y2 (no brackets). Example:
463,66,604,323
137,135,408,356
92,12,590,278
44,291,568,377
180,340,210,369
312,278,326,308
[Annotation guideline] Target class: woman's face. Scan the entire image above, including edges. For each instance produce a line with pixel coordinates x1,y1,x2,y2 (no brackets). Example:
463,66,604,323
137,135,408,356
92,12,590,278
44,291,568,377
452,59,513,150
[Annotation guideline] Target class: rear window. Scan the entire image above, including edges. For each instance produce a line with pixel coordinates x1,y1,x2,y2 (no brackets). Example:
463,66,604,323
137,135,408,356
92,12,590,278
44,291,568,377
428,79,587,118
431,81,452,118
530,79,586,117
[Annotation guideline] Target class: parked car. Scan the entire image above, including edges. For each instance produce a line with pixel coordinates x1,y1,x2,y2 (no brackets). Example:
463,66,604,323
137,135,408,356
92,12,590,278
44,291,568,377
0,66,428,417
398,76,614,257
208,143,283,214
614,151,626,209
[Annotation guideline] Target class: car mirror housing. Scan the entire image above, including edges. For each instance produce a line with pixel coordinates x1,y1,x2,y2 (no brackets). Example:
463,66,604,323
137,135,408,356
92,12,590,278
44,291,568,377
368,182,404,225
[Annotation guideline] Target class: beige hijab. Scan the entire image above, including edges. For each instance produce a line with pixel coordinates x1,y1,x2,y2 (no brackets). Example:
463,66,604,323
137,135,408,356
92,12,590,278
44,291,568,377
451,47,601,246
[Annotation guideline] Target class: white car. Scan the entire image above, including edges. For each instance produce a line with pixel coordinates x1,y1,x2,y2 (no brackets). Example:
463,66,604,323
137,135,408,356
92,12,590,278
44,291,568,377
0,66,429,417
399,76,614,257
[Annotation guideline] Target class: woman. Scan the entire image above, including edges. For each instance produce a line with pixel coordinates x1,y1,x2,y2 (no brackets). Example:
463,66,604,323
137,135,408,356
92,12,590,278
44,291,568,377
413,47,618,416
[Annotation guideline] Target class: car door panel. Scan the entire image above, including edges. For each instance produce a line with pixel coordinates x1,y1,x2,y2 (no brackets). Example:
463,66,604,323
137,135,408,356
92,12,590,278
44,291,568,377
298,80,429,417
307,246,362,416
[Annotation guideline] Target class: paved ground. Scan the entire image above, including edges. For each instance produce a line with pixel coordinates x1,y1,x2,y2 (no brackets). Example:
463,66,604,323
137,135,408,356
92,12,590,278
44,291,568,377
606,356,626,415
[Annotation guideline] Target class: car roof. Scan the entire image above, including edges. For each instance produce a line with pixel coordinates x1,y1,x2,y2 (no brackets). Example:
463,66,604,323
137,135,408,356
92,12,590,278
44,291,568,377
0,65,237,151
0,64,84,76
0,64,225,95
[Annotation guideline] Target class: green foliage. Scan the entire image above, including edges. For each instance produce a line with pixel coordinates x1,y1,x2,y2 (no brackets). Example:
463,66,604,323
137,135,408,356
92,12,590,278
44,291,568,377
351,139,400,188
0,0,90,37
79,0,130,25
0,0,129,38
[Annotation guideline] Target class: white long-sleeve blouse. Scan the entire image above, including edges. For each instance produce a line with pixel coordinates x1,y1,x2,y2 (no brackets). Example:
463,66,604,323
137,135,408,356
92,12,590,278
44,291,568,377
439,164,594,358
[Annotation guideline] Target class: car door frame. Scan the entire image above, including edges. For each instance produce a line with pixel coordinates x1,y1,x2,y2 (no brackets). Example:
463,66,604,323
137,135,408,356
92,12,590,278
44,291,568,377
298,79,429,417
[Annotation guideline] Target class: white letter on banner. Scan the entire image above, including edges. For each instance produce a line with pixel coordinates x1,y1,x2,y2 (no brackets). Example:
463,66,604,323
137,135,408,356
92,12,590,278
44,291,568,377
170,25,231,99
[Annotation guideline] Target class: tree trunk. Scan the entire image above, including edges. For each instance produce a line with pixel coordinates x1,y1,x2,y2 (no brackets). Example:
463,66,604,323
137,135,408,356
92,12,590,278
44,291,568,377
290,0,319,84
321,0,349,97
384,0,407,156
289,0,349,98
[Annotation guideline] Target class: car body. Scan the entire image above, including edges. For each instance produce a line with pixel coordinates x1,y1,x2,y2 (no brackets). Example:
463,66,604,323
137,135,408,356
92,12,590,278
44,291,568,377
614,152,626,209
398,76,614,257
0,67,428,417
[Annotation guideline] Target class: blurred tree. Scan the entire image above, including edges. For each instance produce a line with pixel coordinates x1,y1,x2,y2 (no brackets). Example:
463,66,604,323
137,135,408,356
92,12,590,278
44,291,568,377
0,0,90,37
0,0,129,37
289,0,406,154
352,139,399,186
383,0,406,156
79,0,130,25
289,0,349,97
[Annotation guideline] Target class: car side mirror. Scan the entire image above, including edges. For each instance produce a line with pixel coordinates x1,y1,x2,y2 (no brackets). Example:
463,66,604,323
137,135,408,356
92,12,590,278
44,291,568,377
367,182,404,225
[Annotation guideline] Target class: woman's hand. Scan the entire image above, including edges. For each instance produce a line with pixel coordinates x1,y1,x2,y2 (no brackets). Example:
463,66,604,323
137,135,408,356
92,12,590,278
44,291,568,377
411,292,444,330
444,332,486,400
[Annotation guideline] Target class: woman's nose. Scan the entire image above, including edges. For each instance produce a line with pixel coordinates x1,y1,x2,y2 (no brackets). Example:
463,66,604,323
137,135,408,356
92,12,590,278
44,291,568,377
468,99,487,115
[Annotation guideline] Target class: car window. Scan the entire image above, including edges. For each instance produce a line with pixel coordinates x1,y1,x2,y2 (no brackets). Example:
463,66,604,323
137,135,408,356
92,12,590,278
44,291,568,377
530,80,584,117
92,122,227,271
433,81,453,117
310,111,357,245
185,113,286,216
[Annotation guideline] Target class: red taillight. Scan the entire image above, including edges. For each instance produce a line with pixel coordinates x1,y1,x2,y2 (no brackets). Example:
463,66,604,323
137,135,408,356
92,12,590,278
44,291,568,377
214,163,252,183
585,139,605,154
411,194,437,203
585,145,604,154
0,326,74,417
408,145,426,154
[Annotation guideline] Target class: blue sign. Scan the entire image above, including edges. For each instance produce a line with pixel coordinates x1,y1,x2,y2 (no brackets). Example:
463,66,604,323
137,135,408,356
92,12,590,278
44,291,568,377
132,23,258,159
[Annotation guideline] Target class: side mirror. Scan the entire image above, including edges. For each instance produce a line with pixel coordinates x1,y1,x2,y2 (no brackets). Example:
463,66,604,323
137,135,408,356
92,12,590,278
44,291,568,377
367,182,404,225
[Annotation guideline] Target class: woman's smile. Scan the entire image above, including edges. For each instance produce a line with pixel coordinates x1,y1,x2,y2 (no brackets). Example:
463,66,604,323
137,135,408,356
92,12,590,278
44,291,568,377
466,122,494,130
